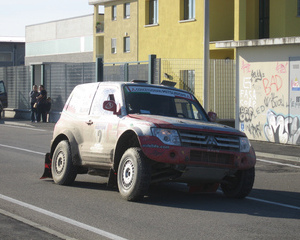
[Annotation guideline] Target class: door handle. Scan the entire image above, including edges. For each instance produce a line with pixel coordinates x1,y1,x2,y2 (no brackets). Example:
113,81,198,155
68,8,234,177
86,120,93,125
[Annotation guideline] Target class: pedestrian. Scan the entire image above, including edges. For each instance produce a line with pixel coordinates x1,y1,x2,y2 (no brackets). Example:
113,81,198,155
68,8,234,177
29,85,38,122
36,85,48,122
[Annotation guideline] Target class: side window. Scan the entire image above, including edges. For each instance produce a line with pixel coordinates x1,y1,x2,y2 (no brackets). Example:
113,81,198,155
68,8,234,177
90,86,120,116
66,84,98,115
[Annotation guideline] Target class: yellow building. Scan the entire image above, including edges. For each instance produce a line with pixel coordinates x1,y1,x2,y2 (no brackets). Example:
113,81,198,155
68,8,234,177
210,0,300,59
89,0,300,61
89,0,138,62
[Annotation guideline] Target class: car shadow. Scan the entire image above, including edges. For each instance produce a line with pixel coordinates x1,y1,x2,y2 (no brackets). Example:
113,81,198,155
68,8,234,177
141,182,300,220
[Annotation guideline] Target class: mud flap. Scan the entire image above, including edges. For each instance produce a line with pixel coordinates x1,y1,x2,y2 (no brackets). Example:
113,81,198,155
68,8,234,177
40,153,52,179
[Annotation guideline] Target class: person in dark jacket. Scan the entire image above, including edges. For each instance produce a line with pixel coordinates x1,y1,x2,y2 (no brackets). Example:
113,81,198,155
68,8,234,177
36,85,48,122
29,85,38,122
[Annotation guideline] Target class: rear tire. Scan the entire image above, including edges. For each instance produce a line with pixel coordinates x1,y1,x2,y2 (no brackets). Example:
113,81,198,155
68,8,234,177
51,140,77,185
221,167,255,199
117,148,151,201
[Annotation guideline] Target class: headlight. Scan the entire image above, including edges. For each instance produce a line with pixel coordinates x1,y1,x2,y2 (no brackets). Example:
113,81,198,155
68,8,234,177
240,137,251,152
152,128,181,146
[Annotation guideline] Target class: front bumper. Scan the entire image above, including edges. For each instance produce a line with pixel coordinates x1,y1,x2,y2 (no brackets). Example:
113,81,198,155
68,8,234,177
139,136,256,170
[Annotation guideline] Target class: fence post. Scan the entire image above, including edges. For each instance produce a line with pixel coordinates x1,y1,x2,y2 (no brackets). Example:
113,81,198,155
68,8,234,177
148,54,156,84
96,57,103,82
124,63,128,82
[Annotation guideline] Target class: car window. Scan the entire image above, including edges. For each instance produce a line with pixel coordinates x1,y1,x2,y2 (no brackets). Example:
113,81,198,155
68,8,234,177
124,85,208,121
90,86,120,116
65,83,98,115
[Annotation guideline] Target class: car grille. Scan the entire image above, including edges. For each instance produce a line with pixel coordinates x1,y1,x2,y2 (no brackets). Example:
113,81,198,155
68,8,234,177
179,130,240,152
190,150,234,166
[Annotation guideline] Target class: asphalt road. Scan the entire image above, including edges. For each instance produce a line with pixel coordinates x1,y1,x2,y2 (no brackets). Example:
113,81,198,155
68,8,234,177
0,122,299,240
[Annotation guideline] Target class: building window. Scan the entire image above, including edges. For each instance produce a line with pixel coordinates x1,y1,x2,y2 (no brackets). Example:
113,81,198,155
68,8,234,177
112,5,117,20
180,70,195,93
181,0,195,20
0,53,12,62
124,3,130,18
148,0,158,25
298,0,300,16
111,38,116,54
124,37,130,53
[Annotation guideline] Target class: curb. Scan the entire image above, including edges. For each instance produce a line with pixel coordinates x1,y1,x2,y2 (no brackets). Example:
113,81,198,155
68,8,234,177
0,208,77,240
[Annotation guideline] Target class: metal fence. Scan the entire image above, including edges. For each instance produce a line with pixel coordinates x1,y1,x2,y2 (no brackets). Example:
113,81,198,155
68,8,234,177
44,63,96,111
161,58,235,119
103,61,149,82
209,59,236,119
0,58,235,120
0,66,31,109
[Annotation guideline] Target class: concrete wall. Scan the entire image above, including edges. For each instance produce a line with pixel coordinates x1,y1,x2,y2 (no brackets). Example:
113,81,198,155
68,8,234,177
237,44,300,145
25,15,94,65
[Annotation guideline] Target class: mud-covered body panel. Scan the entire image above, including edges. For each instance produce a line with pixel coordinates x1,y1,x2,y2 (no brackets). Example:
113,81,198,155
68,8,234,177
118,114,256,171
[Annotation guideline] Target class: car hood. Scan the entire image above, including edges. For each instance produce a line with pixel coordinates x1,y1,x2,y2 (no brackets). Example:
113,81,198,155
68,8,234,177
127,114,245,137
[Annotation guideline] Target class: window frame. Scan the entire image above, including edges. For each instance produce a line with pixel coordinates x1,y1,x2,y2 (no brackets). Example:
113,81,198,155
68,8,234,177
112,5,117,21
124,3,130,19
181,0,195,21
111,38,117,54
148,0,158,25
124,36,130,53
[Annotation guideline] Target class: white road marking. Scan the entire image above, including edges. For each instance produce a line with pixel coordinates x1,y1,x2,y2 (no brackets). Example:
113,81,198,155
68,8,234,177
1,124,47,132
0,194,127,240
257,158,300,169
246,196,300,211
0,144,45,155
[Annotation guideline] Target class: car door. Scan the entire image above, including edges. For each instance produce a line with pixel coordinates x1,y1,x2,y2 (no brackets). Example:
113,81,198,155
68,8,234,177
82,85,122,164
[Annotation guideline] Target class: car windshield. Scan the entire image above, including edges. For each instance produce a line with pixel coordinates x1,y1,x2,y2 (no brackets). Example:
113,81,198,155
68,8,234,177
124,85,208,121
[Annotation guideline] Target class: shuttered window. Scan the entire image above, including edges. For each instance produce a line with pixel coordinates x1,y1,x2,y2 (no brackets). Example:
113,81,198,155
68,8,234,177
124,37,130,53
112,5,117,20
124,3,130,18
111,38,116,54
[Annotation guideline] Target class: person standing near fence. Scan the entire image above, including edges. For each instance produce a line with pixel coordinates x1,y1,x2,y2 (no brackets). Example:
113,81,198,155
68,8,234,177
36,85,48,122
29,85,38,122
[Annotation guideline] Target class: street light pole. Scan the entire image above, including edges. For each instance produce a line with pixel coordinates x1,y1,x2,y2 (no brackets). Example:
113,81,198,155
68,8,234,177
203,0,210,111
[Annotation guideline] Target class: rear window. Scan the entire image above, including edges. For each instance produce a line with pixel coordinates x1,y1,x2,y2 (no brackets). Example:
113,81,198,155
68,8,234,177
65,83,98,115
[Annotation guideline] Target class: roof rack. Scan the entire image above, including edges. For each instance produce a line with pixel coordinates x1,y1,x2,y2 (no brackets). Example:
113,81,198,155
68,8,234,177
131,80,148,83
160,80,176,87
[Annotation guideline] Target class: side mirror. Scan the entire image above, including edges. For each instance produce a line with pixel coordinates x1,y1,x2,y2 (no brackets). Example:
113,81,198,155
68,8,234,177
103,100,117,114
208,111,217,122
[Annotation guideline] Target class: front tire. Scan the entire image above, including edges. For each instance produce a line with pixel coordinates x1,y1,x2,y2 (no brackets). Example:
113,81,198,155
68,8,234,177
51,140,77,185
221,167,255,199
117,148,151,201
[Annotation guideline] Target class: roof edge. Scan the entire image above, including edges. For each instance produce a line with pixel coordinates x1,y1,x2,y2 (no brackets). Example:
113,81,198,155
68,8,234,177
215,36,300,48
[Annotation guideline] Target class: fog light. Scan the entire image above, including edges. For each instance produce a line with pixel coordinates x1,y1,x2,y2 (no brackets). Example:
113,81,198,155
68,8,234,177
170,152,176,158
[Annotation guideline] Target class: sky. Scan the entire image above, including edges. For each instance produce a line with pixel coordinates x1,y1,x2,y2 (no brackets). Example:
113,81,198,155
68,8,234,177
0,0,104,37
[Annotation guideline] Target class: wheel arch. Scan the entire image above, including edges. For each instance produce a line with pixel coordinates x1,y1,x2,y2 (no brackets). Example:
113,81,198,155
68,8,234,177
113,130,141,172
50,131,81,166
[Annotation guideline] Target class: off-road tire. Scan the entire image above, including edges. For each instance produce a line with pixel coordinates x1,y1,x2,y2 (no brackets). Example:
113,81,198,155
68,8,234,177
117,147,151,201
51,140,77,185
221,167,255,199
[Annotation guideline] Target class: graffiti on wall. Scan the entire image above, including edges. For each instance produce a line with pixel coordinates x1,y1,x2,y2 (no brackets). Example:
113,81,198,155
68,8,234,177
264,110,300,144
239,59,290,141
